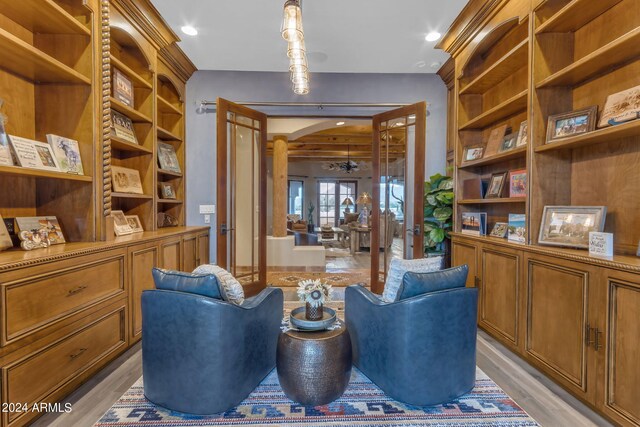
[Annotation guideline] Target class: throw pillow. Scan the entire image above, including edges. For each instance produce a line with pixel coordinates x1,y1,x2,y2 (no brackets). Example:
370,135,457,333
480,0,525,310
381,256,443,302
151,268,222,299
193,264,245,305
397,265,468,300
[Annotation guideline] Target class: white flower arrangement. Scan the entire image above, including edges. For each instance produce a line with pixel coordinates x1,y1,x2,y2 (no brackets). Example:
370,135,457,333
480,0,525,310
297,279,332,308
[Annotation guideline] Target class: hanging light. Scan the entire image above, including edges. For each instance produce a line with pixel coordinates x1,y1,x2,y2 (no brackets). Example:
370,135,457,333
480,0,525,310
282,0,310,95
281,0,303,42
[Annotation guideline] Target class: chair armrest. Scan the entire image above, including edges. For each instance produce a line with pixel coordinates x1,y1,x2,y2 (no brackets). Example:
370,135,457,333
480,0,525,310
240,287,283,310
345,284,386,306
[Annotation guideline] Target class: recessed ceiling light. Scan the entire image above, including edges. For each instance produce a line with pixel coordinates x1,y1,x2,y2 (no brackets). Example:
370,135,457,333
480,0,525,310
416,61,427,68
336,121,345,126
430,61,442,69
425,31,441,42
181,25,198,36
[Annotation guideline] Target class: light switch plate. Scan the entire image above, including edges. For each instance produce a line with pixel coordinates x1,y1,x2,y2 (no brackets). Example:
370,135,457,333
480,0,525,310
204,214,211,224
199,204,215,214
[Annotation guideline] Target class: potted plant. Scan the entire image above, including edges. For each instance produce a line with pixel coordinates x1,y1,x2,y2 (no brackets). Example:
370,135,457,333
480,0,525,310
424,173,454,266
307,201,315,233
297,279,332,320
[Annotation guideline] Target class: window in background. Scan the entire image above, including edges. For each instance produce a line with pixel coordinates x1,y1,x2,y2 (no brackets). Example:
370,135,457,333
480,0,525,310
318,180,358,226
288,180,304,218
380,176,405,221
339,181,357,220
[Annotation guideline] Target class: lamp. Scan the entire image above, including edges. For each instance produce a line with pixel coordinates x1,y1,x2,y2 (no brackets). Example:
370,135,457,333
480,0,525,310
356,192,372,227
341,197,354,214
281,0,303,42
282,0,310,95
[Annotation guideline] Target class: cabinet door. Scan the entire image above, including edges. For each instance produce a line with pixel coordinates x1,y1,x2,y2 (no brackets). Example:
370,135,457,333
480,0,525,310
182,233,198,272
128,242,159,342
479,245,522,349
597,271,640,426
451,238,478,288
197,231,210,265
525,254,596,402
160,238,181,271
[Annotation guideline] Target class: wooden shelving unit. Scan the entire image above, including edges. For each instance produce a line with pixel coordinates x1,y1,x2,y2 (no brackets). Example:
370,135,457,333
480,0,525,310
110,97,153,124
158,199,183,204
111,192,153,200
157,126,182,142
111,136,153,154
0,166,93,182
534,119,640,152
0,0,91,35
458,198,526,205
459,90,528,130
459,146,527,168
535,0,623,34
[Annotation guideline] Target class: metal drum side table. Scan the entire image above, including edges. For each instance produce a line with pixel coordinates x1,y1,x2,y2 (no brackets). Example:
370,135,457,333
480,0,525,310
276,326,352,406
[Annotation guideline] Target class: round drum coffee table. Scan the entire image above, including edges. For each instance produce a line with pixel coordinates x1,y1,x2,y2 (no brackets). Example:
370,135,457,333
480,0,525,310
276,325,352,406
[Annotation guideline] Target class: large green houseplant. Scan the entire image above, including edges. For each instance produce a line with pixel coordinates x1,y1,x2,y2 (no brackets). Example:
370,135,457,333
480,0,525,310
424,173,454,260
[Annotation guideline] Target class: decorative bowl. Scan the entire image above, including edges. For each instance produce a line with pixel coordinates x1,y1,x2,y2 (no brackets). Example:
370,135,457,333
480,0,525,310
290,306,337,331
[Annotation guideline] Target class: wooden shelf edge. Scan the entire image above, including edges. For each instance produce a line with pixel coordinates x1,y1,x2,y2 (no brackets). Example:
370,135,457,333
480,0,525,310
157,127,182,141
459,90,528,130
157,168,183,177
459,146,527,168
0,165,92,182
110,97,152,124
535,0,623,34
157,199,183,204
458,197,527,205
111,192,153,200
110,55,152,90
535,119,640,152
111,136,153,154
157,95,183,115
0,0,91,36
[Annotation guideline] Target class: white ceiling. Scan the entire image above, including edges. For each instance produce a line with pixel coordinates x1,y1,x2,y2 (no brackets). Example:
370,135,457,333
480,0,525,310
150,0,467,73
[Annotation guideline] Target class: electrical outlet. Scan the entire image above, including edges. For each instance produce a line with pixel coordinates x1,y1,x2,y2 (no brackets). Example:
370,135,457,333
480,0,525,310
204,214,211,224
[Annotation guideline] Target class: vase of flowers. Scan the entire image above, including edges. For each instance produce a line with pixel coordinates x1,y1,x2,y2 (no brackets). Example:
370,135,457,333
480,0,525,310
297,279,332,321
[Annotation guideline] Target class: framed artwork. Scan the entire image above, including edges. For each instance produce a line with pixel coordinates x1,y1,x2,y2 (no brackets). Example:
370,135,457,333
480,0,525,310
0,214,12,251
159,182,176,199
111,210,133,236
15,216,65,248
157,212,179,228
546,106,598,143
125,215,144,233
111,166,144,194
538,206,607,249
462,146,484,162
0,119,13,166
509,169,527,198
8,135,60,172
47,134,84,175
499,133,517,152
113,68,134,107
485,124,508,157
111,110,138,145
508,214,526,243
598,84,640,127
157,142,181,173
515,120,528,147
490,222,509,238
485,172,508,199
461,212,487,236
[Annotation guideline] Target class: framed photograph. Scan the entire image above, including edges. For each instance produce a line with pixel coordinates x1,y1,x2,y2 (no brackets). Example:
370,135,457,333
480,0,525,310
499,133,517,153
111,166,144,194
112,68,134,107
110,210,133,236
509,169,527,198
0,119,13,166
508,214,526,243
546,106,598,143
461,212,487,236
515,120,528,147
598,84,640,127
490,222,508,238
15,216,65,245
8,135,60,172
125,215,144,233
157,142,181,173
462,145,484,162
538,206,607,249
485,124,509,157
47,134,84,175
485,172,508,199
111,110,138,145
0,214,12,251
159,182,176,199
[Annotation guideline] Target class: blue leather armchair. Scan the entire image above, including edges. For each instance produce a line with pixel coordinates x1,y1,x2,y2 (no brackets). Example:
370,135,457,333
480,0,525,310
142,284,283,415
345,265,478,406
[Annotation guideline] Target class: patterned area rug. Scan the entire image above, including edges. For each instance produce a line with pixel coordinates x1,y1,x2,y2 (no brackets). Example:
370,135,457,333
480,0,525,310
95,368,538,426
267,270,370,287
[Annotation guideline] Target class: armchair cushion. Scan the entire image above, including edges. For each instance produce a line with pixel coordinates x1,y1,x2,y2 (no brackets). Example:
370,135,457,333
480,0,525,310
152,268,222,299
344,212,359,224
398,265,468,300
381,256,443,302
193,264,245,305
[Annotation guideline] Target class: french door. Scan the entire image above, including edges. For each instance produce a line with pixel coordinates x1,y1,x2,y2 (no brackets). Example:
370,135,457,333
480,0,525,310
216,98,267,296
370,102,426,293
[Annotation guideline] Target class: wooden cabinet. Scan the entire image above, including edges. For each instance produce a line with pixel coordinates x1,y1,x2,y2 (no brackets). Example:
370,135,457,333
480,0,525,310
160,238,181,270
128,241,159,342
451,239,478,287
182,233,198,272
197,231,210,265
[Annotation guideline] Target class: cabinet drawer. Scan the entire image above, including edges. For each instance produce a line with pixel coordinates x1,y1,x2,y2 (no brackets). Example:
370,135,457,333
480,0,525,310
3,307,126,423
2,254,125,345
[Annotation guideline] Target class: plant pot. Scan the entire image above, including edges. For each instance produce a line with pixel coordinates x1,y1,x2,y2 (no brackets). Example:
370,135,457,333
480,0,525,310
305,303,323,320
307,224,315,233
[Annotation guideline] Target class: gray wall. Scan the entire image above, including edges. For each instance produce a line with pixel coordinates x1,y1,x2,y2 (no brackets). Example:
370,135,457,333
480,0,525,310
185,70,448,262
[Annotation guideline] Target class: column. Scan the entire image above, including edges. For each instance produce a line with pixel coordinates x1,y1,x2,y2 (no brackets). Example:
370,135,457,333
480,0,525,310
273,135,288,237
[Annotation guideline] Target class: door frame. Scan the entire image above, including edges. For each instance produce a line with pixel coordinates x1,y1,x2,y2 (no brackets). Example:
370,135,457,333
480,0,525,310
216,98,267,296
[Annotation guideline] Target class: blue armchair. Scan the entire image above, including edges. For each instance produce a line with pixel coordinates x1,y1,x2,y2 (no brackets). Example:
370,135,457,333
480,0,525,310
142,269,283,415
345,265,477,406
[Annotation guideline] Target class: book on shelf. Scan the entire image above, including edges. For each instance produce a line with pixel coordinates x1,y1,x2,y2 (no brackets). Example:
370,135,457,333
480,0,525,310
47,134,84,175
461,212,487,236
0,120,14,166
508,214,526,243
112,68,134,107
111,110,138,145
157,142,181,173
485,124,509,157
8,135,60,172
111,165,144,194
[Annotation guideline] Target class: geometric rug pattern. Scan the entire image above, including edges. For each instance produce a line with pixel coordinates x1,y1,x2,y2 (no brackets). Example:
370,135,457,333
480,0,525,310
267,270,370,287
95,367,539,426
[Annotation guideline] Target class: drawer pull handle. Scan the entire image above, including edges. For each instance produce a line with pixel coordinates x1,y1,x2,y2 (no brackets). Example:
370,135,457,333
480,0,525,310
594,328,603,351
67,286,88,296
69,348,88,359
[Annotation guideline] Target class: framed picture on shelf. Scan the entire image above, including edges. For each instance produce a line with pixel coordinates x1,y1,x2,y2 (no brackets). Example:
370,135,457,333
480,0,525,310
157,142,181,173
111,165,144,194
485,172,507,198
490,222,508,238
125,215,144,233
485,124,508,157
598,84,640,127
111,210,133,236
15,216,65,245
509,169,527,198
461,212,487,236
499,133,517,153
515,120,528,147
538,206,607,249
47,134,84,175
8,135,60,172
545,106,598,144
508,214,526,243
112,68,134,107
462,145,484,162
159,182,176,199
157,212,179,228
0,118,14,166
111,110,138,145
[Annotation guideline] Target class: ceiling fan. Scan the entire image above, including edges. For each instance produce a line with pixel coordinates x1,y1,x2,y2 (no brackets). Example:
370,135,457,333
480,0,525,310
322,145,361,173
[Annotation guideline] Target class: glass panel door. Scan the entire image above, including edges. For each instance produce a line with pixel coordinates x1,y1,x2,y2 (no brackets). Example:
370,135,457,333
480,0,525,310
318,181,336,226
288,180,304,218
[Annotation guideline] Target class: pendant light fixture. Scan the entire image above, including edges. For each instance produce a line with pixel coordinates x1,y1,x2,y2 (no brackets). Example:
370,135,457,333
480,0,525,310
281,0,310,95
